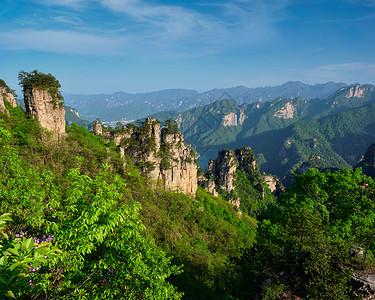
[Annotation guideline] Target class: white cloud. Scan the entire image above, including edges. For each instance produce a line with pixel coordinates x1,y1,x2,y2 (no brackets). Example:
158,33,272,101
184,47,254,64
0,29,125,56
53,15,84,25
3,0,290,57
33,0,91,9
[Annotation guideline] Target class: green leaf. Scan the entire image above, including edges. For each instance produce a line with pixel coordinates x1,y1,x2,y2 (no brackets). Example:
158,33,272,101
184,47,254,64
36,242,50,249
9,262,20,271
24,238,34,251
0,256,8,266
32,261,40,269
6,290,15,298
7,248,19,257
20,258,33,264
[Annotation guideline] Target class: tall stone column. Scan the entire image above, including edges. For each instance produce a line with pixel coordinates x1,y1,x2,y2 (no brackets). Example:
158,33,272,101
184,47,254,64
0,86,17,112
24,88,65,140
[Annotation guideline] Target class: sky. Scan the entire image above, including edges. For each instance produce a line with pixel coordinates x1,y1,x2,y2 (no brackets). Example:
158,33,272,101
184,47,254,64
0,0,375,95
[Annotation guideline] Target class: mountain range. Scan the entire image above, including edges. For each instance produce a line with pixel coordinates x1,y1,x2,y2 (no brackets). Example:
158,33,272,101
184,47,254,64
63,81,347,123
150,84,375,178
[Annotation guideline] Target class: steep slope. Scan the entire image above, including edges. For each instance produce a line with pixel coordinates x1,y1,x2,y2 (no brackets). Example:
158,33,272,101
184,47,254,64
199,146,282,216
92,118,198,195
151,84,375,171
0,79,17,112
65,106,91,128
233,101,375,178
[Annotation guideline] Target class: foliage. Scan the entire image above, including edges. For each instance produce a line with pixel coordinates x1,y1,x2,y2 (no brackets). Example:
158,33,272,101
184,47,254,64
0,112,182,299
233,169,274,216
163,120,180,134
232,168,375,299
18,70,61,91
135,186,256,299
18,70,64,107
0,214,62,299
0,79,17,97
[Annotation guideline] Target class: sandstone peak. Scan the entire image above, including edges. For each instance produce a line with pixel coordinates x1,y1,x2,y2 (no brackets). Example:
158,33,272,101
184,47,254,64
19,71,65,140
201,146,283,210
24,87,65,140
0,85,17,113
93,118,197,196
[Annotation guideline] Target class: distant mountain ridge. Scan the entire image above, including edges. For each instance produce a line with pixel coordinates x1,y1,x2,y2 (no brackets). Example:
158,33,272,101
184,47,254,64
63,81,347,122
150,84,375,178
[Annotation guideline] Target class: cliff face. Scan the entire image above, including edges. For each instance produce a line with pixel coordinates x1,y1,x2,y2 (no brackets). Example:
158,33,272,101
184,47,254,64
222,109,246,126
94,118,198,196
201,146,283,209
212,149,238,192
204,147,259,195
24,88,65,139
0,86,17,112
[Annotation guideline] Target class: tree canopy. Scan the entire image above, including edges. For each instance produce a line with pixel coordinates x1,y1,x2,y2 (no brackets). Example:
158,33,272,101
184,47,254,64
18,70,61,91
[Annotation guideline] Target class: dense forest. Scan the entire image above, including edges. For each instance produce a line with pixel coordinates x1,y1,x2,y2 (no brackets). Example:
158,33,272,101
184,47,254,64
1,73,375,299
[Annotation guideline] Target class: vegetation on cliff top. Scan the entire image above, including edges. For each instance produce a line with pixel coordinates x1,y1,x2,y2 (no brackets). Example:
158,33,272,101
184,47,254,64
0,79,17,97
18,70,64,107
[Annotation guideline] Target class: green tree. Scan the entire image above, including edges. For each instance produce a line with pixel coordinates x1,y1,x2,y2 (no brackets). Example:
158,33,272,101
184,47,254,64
233,168,375,299
18,70,64,107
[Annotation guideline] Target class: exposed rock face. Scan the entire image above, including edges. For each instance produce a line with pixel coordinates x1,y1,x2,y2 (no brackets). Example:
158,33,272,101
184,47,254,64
355,143,375,178
274,101,296,119
262,174,284,197
92,120,103,135
345,84,366,99
201,146,283,206
0,87,17,113
222,109,247,126
93,118,197,196
24,88,65,139
157,127,197,195
204,147,258,195
212,149,239,192
352,271,375,299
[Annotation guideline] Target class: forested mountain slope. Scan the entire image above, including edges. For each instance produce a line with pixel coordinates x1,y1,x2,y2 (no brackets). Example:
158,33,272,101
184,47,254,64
151,84,375,178
230,101,375,177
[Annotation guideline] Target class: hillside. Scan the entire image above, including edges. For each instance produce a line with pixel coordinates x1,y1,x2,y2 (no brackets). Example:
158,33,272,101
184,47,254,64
151,84,375,178
230,101,375,177
0,75,262,299
64,81,346,123
2,73,375,299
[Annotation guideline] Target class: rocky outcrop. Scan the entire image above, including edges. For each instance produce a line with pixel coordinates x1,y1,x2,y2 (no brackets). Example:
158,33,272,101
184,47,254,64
24,88,65,139
344,84,368,99
222,109,247,126
92,120,103,135
352,271,375,299
262,174,284,197
201,146,283,209
274,101,296,119
0,86,17,112
93,118,197,196
210,149,239,193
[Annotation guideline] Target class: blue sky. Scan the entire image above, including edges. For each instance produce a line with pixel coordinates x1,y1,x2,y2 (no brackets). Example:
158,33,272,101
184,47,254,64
1,0,375,95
